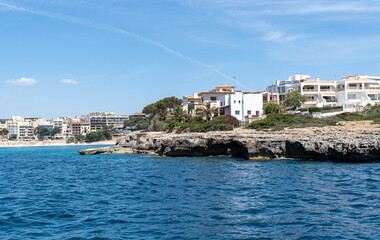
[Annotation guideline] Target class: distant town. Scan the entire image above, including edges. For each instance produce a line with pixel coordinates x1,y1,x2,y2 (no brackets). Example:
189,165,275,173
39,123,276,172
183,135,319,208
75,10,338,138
1,74,379,142
0,112,146,142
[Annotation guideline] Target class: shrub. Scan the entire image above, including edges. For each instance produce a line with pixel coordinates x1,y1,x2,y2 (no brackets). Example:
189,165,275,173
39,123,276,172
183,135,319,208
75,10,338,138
335,112,365,121
85,132,105,142
246,114,338,130
210,115,240,127
124,117,151,130
8,134,17,141
308,107,322,113
152,117,169,131
264,103,283,114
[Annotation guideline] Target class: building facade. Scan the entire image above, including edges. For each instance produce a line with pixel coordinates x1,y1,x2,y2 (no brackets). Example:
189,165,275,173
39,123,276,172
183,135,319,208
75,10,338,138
86,112,129,132
184,85,263,123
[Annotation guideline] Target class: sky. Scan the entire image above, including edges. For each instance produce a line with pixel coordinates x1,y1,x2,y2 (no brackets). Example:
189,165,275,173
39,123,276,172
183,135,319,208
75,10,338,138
1,0,380,118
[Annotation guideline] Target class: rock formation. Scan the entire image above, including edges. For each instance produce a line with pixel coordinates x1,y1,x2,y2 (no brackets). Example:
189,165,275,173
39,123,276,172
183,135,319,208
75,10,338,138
79,121,380,162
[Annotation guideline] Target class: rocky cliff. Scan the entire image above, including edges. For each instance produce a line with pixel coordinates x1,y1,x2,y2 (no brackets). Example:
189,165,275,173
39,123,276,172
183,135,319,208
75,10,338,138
79,121,380,162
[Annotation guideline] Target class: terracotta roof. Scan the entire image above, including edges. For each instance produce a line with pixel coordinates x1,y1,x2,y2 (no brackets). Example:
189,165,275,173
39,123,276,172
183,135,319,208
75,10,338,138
198,91,236,96
213,85,236,89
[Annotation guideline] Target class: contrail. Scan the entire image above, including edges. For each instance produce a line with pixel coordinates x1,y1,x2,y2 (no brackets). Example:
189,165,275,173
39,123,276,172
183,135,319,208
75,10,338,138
0,1,249,89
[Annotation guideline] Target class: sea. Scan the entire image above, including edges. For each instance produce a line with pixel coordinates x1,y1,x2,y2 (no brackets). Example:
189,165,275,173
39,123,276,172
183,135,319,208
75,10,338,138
0,146,379,240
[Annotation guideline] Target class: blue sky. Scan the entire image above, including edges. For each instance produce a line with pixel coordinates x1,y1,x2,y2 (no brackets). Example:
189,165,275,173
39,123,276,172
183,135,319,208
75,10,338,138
1,0,380,118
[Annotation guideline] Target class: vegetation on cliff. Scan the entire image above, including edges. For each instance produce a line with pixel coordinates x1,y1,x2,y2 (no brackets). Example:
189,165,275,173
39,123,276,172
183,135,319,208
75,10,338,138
125,97,240,133
247,105,380,130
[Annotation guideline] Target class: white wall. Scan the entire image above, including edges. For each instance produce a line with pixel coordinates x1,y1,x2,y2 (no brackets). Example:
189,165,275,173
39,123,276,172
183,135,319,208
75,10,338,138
224,92,263,122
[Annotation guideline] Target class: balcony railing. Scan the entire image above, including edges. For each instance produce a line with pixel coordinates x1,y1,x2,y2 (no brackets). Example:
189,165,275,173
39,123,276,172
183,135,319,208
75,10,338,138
302,89,318,92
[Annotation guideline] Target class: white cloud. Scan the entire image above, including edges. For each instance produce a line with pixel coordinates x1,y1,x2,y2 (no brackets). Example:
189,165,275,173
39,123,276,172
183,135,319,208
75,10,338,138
5,77,37,86
262,31,306,42
59,79,78,85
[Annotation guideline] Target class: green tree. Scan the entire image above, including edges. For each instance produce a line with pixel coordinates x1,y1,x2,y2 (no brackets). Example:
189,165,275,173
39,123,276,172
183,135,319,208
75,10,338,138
34,126,51,140
124,117,151,131
8,134,17,141
85,131,105,142
75,135,85,143
171,106,187,122
101,125,118,140
195,108,206,118
0,128,9,136
200,102,216,121
142,96,183,120
264,103,283,115
50,127,62,139
283,91,307,110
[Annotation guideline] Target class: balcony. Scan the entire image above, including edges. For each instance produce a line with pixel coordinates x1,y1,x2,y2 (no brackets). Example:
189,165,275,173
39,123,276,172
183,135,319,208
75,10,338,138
302,89,318,92
188,102,203,110
348,87,362,90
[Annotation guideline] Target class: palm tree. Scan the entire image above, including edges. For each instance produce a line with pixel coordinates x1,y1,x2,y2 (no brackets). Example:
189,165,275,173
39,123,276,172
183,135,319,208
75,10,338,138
201,102,216,121
172,106,187,122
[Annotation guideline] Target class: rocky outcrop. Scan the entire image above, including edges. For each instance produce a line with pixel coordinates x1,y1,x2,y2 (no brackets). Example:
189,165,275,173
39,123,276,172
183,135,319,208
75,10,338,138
79,121,380,162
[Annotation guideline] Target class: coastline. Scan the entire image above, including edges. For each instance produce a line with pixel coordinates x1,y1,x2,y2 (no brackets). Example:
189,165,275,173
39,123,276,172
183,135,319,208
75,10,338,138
79,121,380,162
0,140,116,148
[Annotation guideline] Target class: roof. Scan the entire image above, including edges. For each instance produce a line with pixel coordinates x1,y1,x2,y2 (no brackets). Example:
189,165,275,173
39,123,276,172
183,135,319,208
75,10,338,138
130,112,146,116
213,85,236,90
183,95,201,99
198,91,236,96
301,79,336,84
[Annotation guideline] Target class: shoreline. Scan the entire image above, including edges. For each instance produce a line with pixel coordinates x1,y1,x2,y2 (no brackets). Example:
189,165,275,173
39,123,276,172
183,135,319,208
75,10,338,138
0,140,116,148
79,121,380,162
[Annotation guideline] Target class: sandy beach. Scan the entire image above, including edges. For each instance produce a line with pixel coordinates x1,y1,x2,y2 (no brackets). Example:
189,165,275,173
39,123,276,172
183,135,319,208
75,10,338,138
0,140,116,148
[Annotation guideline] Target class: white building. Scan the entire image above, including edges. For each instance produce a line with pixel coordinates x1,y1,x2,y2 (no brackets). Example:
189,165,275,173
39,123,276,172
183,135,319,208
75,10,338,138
6,120,34,140
293,75,380,109
266,75,311,103
184,85,263,123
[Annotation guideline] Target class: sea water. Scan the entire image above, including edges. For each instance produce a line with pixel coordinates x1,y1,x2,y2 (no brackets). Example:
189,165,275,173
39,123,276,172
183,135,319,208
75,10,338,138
0,146,379,239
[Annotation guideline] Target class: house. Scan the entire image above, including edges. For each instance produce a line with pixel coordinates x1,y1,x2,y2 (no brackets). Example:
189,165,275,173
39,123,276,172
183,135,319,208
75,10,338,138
184,85,263,123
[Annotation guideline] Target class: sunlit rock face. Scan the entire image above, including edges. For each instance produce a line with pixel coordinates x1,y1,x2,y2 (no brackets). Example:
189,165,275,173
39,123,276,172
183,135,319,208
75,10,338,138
80,121,380,162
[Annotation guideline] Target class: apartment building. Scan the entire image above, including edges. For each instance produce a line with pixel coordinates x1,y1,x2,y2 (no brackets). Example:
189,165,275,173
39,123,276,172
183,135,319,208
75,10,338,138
293,75,380,109
266,75,311,103
86,112,129,132
71,120,90,136
6,120,34,140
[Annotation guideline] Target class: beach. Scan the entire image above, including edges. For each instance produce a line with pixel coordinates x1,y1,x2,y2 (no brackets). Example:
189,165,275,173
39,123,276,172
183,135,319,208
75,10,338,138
0,140,116,148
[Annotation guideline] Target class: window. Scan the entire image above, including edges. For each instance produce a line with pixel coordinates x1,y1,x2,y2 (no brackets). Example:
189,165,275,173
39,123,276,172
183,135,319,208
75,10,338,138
247,110,251,115
238,100,241,104
234,100,236,104
235,111,240,115
307,96,314,100
256,111,260,115
348,94,357,100
210,96,217,101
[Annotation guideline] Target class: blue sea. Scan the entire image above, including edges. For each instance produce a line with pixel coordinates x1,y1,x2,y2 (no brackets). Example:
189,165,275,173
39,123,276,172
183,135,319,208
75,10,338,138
0,146,379,240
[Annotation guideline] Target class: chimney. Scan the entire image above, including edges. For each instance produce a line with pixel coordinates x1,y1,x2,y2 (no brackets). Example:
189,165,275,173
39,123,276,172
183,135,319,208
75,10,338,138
276,80,280,86
316,76,320,82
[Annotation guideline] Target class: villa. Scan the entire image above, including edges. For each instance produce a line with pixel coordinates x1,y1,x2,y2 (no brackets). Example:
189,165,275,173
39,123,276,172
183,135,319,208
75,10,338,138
183,85,263,124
